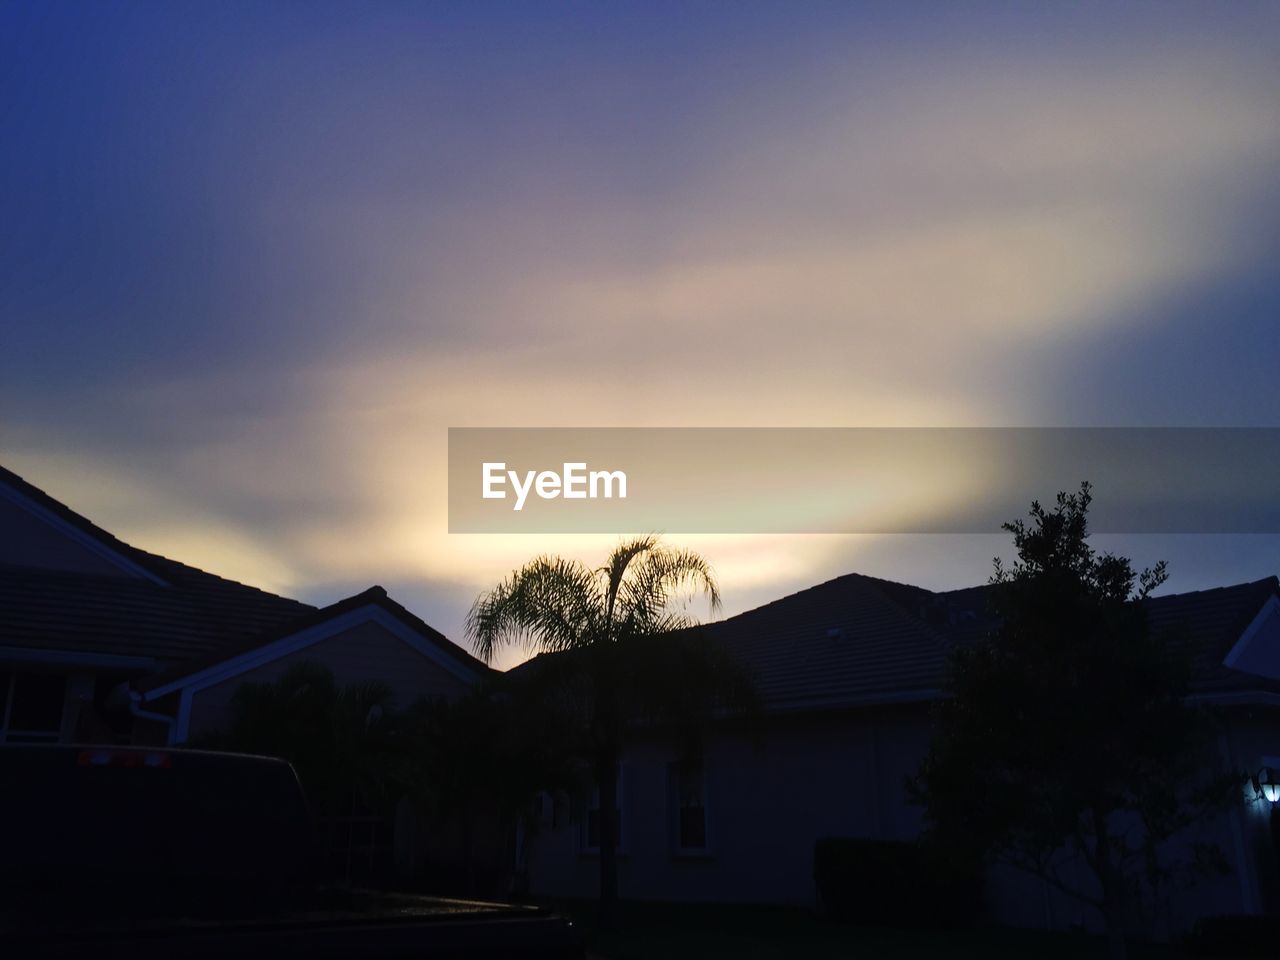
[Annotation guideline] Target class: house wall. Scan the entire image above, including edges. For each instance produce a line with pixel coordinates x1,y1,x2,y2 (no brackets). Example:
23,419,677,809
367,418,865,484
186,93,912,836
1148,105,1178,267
982,793,1252,939
184,619,474,738
1221,711,1280,915
524,705,932,905
523,703,1280,938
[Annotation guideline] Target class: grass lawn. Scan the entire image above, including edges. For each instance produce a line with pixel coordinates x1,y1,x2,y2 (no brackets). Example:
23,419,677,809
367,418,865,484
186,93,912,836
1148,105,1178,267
536,900,1191,960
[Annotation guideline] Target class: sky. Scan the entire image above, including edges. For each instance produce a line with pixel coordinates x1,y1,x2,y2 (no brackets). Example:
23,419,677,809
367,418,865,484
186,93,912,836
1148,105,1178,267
2,2,1279,668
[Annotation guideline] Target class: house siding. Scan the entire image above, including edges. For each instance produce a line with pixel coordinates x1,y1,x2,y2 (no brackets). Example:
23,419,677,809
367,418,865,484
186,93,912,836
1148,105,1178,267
523,703,1279,938
525,706,932,904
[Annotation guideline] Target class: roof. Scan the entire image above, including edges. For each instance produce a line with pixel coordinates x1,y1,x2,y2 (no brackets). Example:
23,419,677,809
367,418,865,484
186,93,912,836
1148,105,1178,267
0,465,477,685
0,463,176,583
133,585,492,694
0,464,314,663
1145,578,1280,691
693,573,954,710
0,562,312,663
664,572,1280,713
917,577,1280,693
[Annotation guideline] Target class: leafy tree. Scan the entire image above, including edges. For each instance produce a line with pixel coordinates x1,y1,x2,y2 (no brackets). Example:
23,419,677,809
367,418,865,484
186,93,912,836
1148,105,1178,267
912,483,1229,960
466,535,756,919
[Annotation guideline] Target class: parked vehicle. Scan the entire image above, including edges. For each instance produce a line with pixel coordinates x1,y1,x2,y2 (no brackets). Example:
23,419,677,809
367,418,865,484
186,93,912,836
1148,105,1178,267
0,745,582,959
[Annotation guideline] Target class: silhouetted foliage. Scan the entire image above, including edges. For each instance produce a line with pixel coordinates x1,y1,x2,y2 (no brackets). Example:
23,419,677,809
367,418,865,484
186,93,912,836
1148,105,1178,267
205,663,578,895
910,483,1233,960
400,678,585,895
202,661,406,820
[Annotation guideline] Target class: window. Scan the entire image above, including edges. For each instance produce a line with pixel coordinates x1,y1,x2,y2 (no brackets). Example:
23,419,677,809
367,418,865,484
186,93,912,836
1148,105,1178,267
315,793,392,887
583,766,623,852
669,759,708,853
0,671,67,743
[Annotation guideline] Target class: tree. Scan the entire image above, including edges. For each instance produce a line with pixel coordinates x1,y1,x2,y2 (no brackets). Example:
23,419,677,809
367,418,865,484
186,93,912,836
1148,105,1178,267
466,535,753,920
911,484,1229,960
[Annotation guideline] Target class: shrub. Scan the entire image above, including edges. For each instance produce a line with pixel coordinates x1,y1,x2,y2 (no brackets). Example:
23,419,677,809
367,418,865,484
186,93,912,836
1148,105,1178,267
813,837,983,928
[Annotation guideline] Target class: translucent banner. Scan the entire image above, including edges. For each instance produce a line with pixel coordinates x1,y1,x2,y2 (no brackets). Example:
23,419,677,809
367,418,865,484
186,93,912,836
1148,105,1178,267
448,428,1280,534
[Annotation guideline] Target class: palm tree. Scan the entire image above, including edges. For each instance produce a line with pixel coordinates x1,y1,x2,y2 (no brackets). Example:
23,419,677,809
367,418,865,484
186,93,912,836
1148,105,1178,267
467,536,747,918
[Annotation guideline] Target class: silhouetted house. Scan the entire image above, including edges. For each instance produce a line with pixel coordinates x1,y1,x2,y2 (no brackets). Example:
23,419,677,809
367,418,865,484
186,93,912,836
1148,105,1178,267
9,459,1280,929
521,571,1280,936
0,464,486,746
0,463,498,887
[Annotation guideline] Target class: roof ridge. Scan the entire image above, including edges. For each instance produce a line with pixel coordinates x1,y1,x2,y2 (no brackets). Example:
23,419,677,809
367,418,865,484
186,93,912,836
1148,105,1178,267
858,577,962,656
708,570,935,626
136,550,313,605
1147,576,1280,601
932,577,1280,604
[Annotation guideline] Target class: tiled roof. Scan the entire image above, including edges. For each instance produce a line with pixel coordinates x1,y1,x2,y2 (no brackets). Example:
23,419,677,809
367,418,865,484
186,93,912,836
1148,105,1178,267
0,463,487,687
0,463,314,665
0,463,177,583
1145,578,1280,691
690,573,954,710
132,585,492,693
914,577,1280,693
0,559,313,665
682,572,1280,711
0,465,314,655
0,466,386,675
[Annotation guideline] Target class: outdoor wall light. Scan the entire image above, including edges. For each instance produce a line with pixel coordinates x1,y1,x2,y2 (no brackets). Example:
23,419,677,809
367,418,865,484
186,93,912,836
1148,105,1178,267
1254,767,1280,804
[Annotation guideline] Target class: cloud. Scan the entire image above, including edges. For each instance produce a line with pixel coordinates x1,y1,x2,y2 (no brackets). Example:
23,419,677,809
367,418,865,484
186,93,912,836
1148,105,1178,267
4,9,1279,647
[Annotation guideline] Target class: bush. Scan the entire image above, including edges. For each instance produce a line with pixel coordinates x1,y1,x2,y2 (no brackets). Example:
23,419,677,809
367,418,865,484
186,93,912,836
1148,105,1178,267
1185,914,1280,957
813,837,983,928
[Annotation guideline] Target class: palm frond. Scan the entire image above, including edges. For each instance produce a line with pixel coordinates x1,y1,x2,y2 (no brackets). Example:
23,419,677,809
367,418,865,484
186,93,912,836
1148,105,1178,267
599,535,659,623
616,543,721,636
466,555,603,662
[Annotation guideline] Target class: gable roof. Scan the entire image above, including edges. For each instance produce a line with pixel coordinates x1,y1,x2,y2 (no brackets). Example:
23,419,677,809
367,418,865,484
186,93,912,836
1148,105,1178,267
133,585,493,695
0,465,476,686
0,463,173,582
684,573,954,711
0,465,312,664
